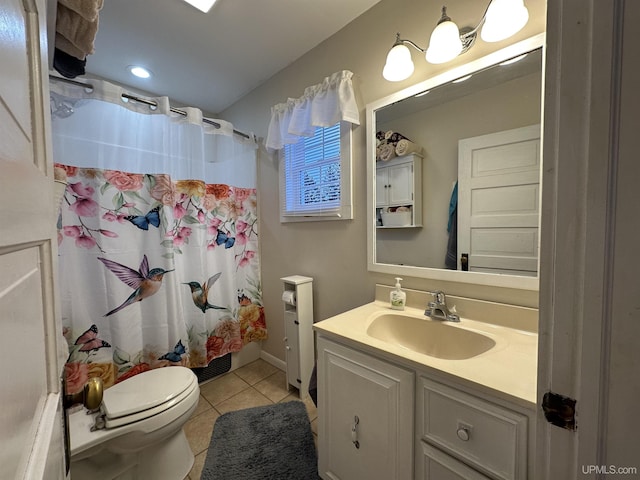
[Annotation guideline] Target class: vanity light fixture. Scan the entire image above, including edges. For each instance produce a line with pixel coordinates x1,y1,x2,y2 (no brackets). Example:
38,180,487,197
382,0,529,81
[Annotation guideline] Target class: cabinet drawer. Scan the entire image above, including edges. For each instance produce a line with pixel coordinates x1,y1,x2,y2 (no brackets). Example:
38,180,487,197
418,377,527,480
419,442,491,480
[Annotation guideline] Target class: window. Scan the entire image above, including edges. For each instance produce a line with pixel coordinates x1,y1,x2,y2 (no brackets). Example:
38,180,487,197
280,122,352,222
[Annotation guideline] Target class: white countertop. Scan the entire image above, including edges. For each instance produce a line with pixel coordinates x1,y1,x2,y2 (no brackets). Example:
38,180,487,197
314,300,538,406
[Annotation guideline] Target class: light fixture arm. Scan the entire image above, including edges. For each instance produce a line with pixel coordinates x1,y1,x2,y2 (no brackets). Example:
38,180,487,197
391,33,426,54
390,1,498,59
458,1,496,49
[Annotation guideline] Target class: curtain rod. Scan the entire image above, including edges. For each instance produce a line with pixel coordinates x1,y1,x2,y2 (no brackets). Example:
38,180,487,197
48,75,254,141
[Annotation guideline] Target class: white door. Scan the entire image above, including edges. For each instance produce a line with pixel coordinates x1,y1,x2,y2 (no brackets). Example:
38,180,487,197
457,124,540,275
537,0,640,478
0,1,66,478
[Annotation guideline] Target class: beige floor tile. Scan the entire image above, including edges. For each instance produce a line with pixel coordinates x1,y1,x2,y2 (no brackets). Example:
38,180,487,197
214,386,273,415
281,391,317,421
184,408,219,456
300,394,318,422
234,359,279,385
253,370,290,402
199,372,250,406
188,450,207,480
192,394,213,418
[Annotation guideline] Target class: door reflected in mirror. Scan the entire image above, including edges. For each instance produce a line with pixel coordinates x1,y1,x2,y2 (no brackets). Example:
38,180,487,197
369,40,543,283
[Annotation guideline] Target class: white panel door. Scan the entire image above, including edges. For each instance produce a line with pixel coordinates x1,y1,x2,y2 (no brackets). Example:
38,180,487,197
0,0,66,479
458,124,541,276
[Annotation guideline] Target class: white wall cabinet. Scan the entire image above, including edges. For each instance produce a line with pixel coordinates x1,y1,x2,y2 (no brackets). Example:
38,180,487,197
375,154,422,227
316,335,535,480
317,337,414,480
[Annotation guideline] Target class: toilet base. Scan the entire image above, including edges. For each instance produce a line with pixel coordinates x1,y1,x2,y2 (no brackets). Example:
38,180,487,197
71,428,194,480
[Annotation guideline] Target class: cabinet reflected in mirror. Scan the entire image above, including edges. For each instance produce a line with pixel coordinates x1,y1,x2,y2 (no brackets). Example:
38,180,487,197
367,35,544,289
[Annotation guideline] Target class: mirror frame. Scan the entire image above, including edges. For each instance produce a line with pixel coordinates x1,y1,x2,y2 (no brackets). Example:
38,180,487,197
366,33,545,291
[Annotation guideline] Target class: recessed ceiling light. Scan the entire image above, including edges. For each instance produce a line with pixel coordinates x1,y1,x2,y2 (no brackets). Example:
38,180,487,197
182,0,217,13
129,66,152,79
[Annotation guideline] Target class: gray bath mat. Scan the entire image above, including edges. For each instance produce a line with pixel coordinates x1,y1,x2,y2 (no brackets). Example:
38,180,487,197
201,401,320,480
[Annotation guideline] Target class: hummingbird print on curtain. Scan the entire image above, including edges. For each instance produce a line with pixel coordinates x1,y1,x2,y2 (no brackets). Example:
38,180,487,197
98,255,174,316
183,272,227,313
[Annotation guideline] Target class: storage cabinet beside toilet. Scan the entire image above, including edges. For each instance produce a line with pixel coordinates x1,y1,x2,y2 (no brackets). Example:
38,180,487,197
281,275,314,400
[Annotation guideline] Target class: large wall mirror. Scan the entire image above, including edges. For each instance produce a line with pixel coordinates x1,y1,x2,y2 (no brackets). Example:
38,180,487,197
366,34,544,290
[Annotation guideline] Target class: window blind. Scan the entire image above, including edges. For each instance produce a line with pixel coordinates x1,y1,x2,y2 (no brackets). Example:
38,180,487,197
283,123,341,216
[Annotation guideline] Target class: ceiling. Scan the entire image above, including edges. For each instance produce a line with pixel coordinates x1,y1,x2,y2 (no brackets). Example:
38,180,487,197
86,0,382,115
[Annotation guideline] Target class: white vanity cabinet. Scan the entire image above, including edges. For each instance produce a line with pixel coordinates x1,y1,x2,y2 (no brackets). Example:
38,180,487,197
317,337,414,480
316,335,535,480
375,153,422,227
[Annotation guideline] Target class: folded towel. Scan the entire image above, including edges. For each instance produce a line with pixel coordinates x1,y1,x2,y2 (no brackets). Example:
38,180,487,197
378,142,396,162
384,130,410,145
395,139,422,156
53,46,86,78
59,0,103,22
56,4,100,56
55,32,86,60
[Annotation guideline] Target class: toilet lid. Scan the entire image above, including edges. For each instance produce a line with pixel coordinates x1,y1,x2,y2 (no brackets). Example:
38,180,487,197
101,366,197,420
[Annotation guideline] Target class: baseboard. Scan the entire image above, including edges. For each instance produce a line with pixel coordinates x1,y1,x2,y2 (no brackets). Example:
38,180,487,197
260,350,286,371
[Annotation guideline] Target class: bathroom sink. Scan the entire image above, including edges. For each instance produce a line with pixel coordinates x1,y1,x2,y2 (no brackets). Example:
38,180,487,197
366,313,496,360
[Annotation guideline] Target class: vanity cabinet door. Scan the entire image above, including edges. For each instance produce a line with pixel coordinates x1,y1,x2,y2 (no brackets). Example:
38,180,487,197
317,337,414,480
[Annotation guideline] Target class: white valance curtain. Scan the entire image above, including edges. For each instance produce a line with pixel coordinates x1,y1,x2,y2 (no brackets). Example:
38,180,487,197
265,70,360,151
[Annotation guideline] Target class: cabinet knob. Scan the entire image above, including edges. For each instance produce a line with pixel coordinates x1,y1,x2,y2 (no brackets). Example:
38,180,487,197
456,423,472,441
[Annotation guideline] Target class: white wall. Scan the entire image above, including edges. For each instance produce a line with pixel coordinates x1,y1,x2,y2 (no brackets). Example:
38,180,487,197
221,0,547,363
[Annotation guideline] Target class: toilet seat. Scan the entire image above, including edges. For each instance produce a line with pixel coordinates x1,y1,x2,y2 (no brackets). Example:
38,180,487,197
101,366,198,429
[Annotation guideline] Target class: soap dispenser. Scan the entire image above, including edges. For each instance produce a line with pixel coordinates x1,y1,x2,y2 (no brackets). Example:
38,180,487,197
390,277,406,310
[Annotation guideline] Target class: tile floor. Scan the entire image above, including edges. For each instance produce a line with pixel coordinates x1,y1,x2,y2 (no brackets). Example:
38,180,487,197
184,359,318,479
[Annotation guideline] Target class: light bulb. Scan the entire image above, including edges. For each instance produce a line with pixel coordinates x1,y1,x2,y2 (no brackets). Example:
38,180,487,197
426,19,463,64
481,0,529,42
383,44,415,82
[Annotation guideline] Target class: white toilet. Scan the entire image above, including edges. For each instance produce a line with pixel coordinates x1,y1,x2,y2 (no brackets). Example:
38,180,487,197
68,366,200,480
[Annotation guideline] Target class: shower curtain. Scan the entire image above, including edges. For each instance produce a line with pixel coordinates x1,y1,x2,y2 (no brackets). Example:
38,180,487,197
50,80,267,395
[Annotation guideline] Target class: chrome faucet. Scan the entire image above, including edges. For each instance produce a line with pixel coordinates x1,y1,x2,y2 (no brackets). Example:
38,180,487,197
425,291,460,322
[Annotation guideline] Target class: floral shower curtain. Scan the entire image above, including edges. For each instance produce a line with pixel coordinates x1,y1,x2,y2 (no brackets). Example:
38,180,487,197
50,80,267,395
